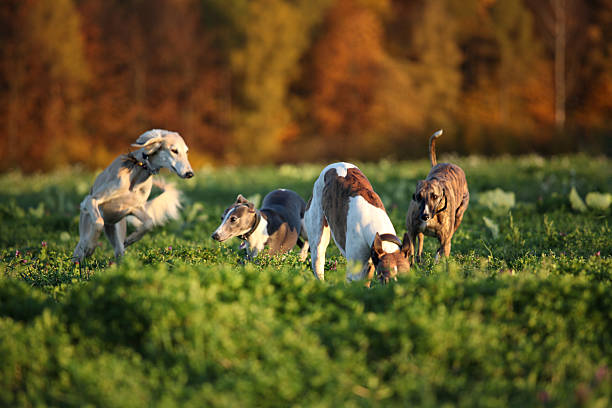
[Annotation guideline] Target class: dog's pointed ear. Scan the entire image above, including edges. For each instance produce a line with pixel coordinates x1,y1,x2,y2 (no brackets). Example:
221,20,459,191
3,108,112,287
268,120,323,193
235,194,255,211
132,137,163,155
235,194,249,204
400,232,412,258
372,233,386,259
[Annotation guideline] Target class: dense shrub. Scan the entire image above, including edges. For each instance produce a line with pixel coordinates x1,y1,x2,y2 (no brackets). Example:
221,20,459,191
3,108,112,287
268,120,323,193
0,156,610,406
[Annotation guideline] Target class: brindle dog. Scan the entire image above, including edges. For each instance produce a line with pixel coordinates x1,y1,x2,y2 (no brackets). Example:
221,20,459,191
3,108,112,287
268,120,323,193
405,130,469,263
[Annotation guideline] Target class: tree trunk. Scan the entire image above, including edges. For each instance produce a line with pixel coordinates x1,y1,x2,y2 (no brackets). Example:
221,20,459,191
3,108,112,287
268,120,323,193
553,0,566,129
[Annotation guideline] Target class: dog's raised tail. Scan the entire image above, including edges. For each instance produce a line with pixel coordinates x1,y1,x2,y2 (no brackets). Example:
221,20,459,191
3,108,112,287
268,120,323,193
129,179,182,228
429,129,443,167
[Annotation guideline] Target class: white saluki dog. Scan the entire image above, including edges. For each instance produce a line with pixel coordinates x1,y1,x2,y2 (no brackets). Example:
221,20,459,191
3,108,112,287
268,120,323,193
73,129,194,263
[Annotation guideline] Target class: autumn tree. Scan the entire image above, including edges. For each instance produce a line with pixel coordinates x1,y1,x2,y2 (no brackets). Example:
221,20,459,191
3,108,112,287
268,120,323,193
0,0,89,171
294,0,462,160
218,0,330,163
301,0,389,160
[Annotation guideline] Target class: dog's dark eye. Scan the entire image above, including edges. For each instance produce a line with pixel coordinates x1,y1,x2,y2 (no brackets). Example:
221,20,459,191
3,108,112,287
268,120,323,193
171,148,179,154
230,216,237,223
431,194,437,200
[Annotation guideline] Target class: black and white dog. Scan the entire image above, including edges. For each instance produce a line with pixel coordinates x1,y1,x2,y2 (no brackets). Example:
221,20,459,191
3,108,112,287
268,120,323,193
212,189,309,259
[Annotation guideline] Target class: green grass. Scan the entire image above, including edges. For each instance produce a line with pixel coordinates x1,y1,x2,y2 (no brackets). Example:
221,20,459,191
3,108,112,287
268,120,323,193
0,155,611,407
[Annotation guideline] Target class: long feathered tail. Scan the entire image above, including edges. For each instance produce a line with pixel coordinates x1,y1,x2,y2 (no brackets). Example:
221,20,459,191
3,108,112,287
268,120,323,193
128,179,182,228
429,129,443,167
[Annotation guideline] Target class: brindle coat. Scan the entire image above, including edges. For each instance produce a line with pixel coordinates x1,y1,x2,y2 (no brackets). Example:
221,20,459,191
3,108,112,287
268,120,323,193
406,130,469,262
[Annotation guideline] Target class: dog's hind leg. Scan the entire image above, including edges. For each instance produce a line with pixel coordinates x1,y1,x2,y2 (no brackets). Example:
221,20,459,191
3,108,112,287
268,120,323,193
305,204,330,280
435,235,452,261
105,219,126,259
311,223,330,280
442,240,452,257
453,192,470,232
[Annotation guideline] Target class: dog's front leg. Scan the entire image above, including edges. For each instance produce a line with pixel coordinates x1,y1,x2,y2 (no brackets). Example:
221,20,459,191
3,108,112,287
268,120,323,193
298,227,310,261
247,245,259,259
81,195,105,227
346,260,373,284
73,210,104,263
416,232,424,263
297,239,310,262
124,207,154,247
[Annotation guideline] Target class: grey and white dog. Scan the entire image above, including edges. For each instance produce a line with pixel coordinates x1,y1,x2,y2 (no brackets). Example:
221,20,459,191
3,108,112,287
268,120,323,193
211,189,309,260
73,129,194,263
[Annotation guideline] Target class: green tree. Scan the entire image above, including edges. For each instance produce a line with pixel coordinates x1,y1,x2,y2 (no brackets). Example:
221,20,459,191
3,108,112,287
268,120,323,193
226,0,330,163
490,0,541,131
378,0,462,155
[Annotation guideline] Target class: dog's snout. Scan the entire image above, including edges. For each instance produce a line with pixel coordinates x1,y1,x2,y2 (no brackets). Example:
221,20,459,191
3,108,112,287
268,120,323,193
421,214,430,221
184,171,194,179
211,232,220,241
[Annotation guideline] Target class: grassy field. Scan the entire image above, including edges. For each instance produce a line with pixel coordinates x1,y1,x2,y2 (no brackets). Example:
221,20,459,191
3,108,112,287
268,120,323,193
1,155,611,407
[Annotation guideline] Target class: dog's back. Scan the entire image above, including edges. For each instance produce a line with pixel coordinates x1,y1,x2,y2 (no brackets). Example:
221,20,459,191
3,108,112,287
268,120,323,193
427,163,468,195
305,162,407,281
260,189,305,233
310,162,394,254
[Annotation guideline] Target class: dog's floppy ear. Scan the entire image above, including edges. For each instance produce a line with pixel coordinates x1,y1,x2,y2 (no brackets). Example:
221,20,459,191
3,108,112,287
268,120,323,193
435,188,448,214
132,136,163,155
413,180,424,201
400,232,412,258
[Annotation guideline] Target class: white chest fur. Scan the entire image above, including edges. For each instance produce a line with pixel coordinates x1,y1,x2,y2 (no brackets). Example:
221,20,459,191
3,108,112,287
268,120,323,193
246,217,269,257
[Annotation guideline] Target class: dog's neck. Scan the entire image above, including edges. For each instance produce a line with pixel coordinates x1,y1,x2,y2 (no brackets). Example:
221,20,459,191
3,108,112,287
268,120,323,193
126,151,162,191
127,151,160,176
242,212,269,253
377,233,402,253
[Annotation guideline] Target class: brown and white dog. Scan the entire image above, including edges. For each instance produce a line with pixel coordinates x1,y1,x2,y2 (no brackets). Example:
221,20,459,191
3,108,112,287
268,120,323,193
211,189,309,260
73,129,194,263
405,130,469,263
305,162,411,283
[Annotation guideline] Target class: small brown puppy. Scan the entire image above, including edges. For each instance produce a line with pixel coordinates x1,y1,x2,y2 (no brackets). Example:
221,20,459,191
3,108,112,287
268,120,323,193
405,130,469,263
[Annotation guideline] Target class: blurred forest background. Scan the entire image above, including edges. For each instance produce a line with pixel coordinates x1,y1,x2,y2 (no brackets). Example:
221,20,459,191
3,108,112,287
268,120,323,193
0,0,610,172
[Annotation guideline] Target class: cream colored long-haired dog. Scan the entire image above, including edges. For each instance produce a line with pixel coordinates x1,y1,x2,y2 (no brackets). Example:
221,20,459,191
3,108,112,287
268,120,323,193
73,129,194,263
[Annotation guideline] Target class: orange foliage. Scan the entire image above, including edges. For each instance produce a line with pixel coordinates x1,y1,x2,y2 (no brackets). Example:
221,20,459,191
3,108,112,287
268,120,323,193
0,0,610,172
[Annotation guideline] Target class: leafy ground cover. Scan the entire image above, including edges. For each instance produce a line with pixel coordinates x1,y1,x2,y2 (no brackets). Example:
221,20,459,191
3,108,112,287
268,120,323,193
0,155,611,407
